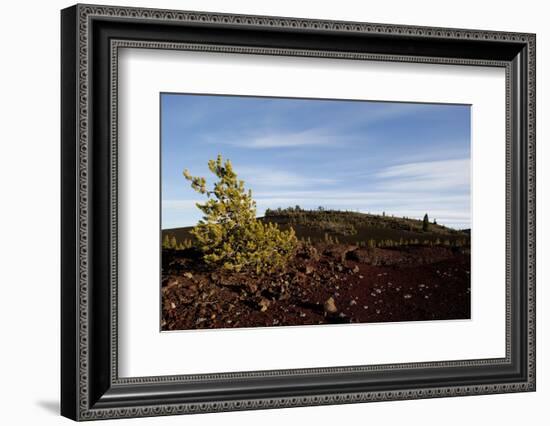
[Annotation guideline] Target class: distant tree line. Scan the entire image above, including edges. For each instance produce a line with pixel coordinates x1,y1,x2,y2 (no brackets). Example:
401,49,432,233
162,234,193,251
264,207,451,235
356,237,469,249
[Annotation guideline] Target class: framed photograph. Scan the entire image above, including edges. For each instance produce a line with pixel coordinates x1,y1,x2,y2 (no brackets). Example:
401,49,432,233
61,4,536,421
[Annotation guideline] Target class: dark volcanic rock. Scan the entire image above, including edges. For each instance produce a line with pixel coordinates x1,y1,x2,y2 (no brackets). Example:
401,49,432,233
323,244,358,263
301,245,320,261
347,248,372,263
161,242,471,331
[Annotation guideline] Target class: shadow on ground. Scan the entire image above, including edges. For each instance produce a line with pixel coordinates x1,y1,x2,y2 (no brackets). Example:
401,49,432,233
36,400,59,416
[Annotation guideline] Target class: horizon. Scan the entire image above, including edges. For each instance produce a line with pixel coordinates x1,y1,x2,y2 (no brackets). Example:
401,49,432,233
161,94,471,230
161,208,471,232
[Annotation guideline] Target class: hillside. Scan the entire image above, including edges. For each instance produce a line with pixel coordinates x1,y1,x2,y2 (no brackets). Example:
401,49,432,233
162,209,469,248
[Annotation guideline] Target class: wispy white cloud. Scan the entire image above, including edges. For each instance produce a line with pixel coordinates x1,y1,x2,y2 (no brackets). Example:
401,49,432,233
253,189,467,202
376,158,470,192
199,101,436,150
332,101,429,129
208,128,357,149
237,166,336,189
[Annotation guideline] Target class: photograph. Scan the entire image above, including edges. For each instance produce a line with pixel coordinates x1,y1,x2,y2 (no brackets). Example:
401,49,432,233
160,94,472,331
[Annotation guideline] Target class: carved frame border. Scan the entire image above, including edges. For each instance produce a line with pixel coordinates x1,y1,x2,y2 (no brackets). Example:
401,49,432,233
61,3,535,421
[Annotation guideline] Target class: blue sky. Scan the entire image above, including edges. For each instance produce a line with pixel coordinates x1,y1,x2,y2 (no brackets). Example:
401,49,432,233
161,94,471,230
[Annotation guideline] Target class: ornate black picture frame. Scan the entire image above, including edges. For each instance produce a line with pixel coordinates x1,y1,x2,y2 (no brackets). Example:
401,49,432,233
61,4,536,421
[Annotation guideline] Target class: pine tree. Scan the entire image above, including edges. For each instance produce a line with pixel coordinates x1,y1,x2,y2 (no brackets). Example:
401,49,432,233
170,235,177,249
422,213,430,232
183,155,297,274
162,234,171,249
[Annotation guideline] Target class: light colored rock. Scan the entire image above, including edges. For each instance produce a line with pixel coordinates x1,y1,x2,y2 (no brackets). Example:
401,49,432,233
259,298,270,312
324,297,338,314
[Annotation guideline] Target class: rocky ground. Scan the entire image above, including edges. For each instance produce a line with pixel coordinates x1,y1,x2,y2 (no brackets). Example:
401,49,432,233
161,243,471,331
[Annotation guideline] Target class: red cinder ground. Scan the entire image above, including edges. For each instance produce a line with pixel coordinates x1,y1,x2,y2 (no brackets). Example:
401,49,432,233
161,243,470,331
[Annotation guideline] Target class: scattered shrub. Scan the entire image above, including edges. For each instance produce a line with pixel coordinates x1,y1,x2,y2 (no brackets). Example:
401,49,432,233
422,213,430,232
162,235,193,250
162,234,171,249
